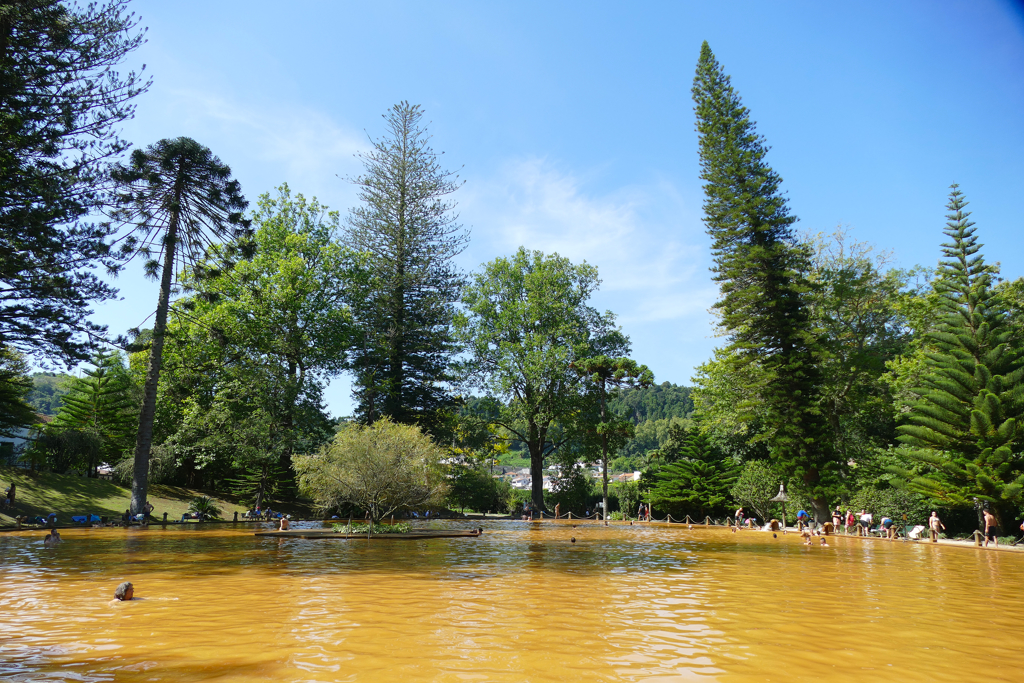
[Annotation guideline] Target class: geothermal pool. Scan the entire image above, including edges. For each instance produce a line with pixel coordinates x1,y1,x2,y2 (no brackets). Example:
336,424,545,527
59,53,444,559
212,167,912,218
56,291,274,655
1,520,1022,682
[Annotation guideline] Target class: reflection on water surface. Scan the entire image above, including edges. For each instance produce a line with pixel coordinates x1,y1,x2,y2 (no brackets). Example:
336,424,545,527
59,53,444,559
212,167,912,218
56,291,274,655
1,521,1022,682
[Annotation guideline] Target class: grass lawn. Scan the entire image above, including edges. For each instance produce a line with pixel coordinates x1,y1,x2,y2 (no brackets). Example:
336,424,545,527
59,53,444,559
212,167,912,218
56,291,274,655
0,467,314,528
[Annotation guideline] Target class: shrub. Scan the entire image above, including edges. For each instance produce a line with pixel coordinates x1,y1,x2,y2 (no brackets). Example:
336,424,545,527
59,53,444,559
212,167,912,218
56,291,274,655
188,495,221,519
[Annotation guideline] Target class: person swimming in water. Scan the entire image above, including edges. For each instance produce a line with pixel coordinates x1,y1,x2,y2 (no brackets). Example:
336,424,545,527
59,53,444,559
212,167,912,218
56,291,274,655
109,581,142,606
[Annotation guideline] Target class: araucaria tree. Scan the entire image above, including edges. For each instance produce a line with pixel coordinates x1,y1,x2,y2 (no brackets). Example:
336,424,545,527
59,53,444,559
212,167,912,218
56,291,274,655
572,356,653,524
51,350,136,476
0,1,149,363
893,186,1024,528
649,430,738,521
692,42,835,520
455,248,629,511
345,102,467,437
108,137,251,515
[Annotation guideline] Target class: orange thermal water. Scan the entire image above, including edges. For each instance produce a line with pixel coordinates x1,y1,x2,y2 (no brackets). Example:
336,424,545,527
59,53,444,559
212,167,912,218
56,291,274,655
2,521,1022,682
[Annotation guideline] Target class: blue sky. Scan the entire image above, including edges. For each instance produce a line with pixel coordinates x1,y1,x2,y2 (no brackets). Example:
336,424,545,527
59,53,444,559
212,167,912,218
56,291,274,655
85,0,1024,416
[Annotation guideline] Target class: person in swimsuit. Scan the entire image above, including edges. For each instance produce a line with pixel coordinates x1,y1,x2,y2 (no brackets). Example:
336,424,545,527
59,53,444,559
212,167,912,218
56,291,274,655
858,510,873,535
880,516,895,540
796,509,810,531
832,507,842,531
845,510,855,535
983,509,999,547
279,516,291,531
928,511,945,542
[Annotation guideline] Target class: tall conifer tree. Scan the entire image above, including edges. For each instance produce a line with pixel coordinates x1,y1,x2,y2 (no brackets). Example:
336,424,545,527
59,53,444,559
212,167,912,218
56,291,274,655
894,186,1024,527
346,102,467,437
691,42,836,519
52,350,136,476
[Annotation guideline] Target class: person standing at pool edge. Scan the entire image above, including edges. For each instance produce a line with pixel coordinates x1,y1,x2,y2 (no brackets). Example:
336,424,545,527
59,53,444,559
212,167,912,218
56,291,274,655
929,511,945,542
983,509,999,547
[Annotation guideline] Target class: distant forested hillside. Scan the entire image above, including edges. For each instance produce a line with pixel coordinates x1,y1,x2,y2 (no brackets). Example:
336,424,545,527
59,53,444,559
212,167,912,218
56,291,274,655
27,373,72,416
608,382,693,424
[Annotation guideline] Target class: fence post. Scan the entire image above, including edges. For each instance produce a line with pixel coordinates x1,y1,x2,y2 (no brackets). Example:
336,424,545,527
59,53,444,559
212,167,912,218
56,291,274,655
233,511,238,522
974,530,984,547
162,512,167,524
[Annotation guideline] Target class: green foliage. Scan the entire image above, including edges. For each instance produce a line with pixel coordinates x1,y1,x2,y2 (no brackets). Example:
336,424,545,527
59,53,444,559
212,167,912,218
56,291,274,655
293,418,448,522
572,355,653,521
27,373,72,416
226,463,292,509
615,480,641,519
692,42,836,511
607,382,693,423
150,185,356,494
345,102,466,437
447,465,509,513
332,522,411,534
24,426,101,475
806,228,914,463
548,462,597,515
892,186,1024,526
648,430,738,519
615,417,691,467
455,247,628,509
109,136,252,516
848,486,929,526
187,495,221,519
50,351,137,474
0,346,35,438
730,460,779,523
0,0,148,362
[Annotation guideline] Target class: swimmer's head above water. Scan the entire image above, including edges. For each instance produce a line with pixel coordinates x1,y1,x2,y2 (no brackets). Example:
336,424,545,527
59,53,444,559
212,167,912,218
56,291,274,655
114,581,134,601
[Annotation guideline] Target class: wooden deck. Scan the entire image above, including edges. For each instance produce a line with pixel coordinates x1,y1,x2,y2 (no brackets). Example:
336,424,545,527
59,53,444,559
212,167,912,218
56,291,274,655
254,528,482,540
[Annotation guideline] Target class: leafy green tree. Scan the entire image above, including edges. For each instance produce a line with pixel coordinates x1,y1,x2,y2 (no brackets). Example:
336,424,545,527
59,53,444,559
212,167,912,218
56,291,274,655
455,247,629,510
892,186,1024,528
692,42,834,520
730,460,778,524
0,346,35,437
649,430,738,520
805,227,914,467
138,186,352,500
572,356,653,524
24,425,100,474
615,479,641,519
51,350,136,476
0,0,149,362
108,137,252,515
345,102,467,436
446,464,508,513
548,461,597,515
293,418,448,526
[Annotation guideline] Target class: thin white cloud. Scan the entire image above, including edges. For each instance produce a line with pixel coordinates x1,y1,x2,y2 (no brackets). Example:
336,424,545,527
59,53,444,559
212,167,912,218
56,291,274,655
460,157,717,326
124,87,366,207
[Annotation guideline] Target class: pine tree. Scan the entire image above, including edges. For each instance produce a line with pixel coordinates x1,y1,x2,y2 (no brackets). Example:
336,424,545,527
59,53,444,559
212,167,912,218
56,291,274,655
648,430,738,520
691,42,834,519
0,0,149,362
0,345,35,438
52,350,136,476
894,186,1024,527
345,102,467,437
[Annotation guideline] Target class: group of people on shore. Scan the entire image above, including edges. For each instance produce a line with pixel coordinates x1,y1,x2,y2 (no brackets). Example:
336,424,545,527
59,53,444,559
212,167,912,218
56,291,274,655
732,504,1012,547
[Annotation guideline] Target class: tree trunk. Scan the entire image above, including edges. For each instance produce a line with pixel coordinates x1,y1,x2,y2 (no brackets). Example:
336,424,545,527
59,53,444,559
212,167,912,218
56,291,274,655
528,420,545,511
599,379,609,526
129,207,179,516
